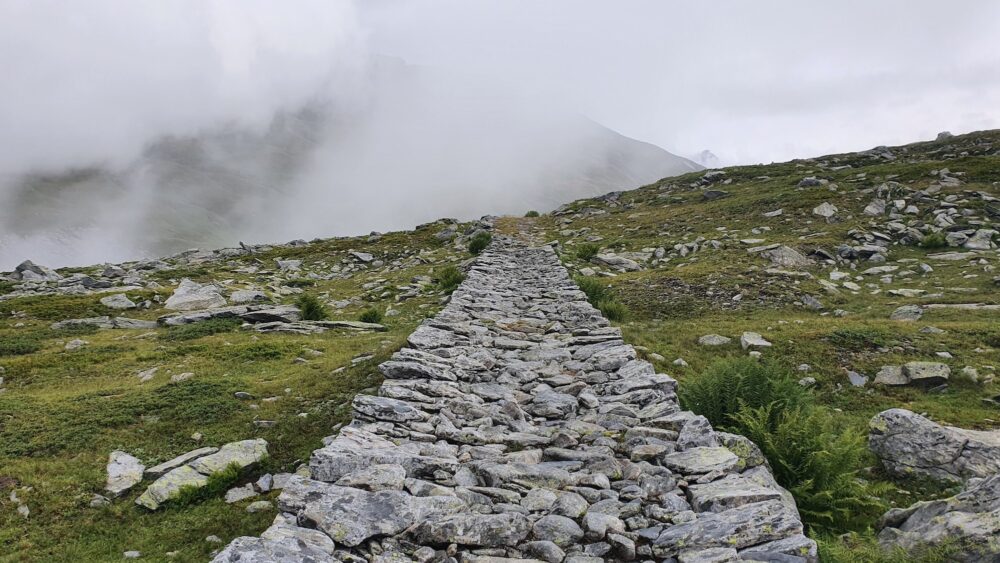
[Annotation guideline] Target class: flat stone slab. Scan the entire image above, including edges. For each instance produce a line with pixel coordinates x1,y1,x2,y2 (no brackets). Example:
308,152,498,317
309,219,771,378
136,466,208,510
188,439,268,475
145,447,219,478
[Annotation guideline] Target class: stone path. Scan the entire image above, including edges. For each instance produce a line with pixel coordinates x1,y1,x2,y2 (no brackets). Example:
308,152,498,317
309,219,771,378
214,236,816,562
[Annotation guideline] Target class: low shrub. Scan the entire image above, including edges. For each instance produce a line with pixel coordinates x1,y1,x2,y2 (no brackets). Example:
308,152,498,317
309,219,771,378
160,318,242,341
296,294,328,321
524,210,540,217
283,278,315,288
919,231,948,249
0,335,42,356
576,243,600,262
574,276,610,304
597,300,629,322
359,307,383,324
437,266,465,294
679,358,812,430
468,232,493,255
828,327,890,351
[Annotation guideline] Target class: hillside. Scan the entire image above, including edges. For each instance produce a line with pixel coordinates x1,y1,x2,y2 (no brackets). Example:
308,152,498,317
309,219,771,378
1,130,998,561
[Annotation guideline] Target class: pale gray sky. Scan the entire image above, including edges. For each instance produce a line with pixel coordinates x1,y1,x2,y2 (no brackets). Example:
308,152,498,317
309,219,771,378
360,0,1000,164
2,0,998,173
1,1,999,268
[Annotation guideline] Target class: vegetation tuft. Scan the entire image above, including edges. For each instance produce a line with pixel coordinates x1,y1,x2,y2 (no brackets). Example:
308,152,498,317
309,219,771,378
468,232,493,255
574,275,629,322
296,294,328,321
173,462,244,507
437,266,465,294
575,243,600,262
0,334,43,356
359,307,383,324
919,231,948,249
524,210,540,217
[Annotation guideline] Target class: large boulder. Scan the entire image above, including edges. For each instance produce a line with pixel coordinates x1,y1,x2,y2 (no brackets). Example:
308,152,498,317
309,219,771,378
877,473,1000,561
869,409,1000,483
164,279,226,311
14,260,62,282
759,245,812,269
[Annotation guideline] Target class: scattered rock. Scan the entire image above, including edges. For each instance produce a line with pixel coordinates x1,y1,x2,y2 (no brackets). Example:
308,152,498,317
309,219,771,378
869,408,1000,483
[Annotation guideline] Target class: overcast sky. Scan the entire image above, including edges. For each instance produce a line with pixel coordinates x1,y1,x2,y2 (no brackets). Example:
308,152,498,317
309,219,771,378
1,1,999,268
2,0,998,172
360,0,1000,164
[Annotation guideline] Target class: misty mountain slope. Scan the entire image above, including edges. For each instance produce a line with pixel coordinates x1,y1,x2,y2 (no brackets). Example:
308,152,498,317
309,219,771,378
0,130,998,561
0,62,699,270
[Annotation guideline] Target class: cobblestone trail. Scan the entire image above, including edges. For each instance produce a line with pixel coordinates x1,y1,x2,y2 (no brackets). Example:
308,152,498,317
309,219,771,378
214,236,816,562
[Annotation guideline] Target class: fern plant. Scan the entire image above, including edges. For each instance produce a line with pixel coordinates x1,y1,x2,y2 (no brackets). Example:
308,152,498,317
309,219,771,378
733,405,891,533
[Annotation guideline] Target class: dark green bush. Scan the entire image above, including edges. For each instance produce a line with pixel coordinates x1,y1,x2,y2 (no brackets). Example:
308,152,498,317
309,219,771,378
597,300,629,322
468,232,493,255
828,327,890,351
0,335,42,356
919,231,948,249
524,210,540,217
0,281,14,295
283,278,316,288
574,276,610,304
160,317,242,341
358,307,383,324
576,243,600,262
734,406,889,532
296,294,328,321
573,276,628,322
679,358,812,430
437,266,465,294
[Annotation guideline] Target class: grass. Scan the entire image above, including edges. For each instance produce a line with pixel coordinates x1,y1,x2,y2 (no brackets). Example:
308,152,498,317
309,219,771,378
0,221,454,561
524,210,540,217
295,294,328,321
159,318,242,341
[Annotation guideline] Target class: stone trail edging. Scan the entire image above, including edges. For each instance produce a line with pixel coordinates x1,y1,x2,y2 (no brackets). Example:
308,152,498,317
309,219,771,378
214,236,816,562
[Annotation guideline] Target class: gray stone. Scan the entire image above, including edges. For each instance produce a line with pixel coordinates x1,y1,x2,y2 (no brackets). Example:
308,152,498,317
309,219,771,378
877,473,1000,561
145,447,220,477
100,294,137,310
740,332,772,350
135,466,208,510
532,514,584,547
164,279,226,311
869,408,1000,483
413,513,530,547
188,439,268,475
335,463,406,491
889,305,923,321
106,451,145,498
698,334,732,346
